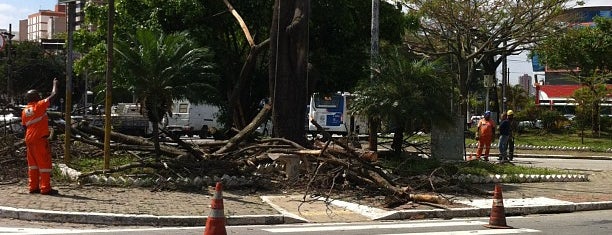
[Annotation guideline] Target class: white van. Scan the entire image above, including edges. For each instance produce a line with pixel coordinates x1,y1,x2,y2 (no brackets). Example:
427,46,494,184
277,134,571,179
163,100,222,138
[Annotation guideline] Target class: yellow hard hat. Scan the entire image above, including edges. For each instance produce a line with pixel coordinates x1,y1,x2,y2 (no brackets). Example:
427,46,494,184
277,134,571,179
507,110,514,115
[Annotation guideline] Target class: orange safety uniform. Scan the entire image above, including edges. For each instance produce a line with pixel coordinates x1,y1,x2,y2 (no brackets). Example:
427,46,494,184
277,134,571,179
21,98,53,194
476,118,496,159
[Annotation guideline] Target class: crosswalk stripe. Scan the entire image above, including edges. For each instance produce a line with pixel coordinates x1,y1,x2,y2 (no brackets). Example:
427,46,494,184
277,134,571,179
378,228,541,235
262,221,487,233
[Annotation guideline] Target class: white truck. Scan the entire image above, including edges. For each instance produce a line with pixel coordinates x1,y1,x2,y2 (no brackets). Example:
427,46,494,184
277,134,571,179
163,100,222,138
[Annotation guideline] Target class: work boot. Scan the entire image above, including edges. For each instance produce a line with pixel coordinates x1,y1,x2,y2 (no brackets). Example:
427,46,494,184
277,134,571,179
29,189,40,194
41,189,59,195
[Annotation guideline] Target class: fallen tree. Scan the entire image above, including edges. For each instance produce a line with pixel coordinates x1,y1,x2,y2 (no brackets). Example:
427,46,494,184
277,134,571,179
36,104,454,207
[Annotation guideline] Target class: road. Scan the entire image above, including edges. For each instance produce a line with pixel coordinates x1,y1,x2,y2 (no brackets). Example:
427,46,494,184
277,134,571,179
515,157,612,171
1,210,610,235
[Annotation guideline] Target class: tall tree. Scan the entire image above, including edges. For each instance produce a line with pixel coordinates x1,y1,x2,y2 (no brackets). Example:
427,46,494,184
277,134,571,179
114,29,217,156
403,0,571,122
268,0,310,145
535,16,612,134
1,41,64,104
74,0,406,138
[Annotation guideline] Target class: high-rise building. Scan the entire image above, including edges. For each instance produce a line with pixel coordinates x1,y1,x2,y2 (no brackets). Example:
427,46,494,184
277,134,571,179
24,4,67,41
518,74,533,96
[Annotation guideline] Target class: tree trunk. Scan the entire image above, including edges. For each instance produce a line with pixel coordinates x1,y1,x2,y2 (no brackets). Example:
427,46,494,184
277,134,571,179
391,125,404,156
213,104,271,155
77,125,186,157
151,120,161,159
269,0,309,146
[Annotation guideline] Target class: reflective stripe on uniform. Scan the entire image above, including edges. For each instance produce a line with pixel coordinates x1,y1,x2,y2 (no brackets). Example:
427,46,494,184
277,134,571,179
39,168,52,173
28,166,39,170
25,114,47,127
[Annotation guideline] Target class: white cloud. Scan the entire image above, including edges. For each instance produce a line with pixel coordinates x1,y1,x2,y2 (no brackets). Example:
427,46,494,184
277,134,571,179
0,4,19,30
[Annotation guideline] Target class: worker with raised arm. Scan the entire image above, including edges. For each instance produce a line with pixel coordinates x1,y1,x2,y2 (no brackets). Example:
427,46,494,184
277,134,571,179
21,78,59,195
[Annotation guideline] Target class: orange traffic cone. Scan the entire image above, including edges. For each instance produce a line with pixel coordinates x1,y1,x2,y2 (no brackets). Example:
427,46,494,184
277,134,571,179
204,182,227,235
483,183,513,229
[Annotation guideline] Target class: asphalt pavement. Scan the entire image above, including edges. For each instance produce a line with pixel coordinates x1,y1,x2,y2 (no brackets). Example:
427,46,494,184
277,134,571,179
1,151,611,227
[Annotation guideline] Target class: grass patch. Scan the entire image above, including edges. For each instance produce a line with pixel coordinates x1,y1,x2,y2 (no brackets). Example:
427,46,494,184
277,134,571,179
457,160,569,176
68,154,142,173
380,157,442,176
464,127,611,151
515,131,611,151
380,156,568,177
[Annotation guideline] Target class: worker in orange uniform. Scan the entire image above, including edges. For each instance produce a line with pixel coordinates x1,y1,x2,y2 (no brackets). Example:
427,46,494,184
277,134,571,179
21,78,58,195
475,111,495,161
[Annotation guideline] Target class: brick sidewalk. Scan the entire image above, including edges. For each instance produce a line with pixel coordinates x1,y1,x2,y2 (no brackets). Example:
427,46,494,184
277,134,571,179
0,183,277,217
1,171,610,219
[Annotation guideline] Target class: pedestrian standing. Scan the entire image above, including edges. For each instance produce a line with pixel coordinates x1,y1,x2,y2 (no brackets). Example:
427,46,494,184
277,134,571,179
506,110,516,161
21,78,59,195
475,111,495,161
498,113,510,162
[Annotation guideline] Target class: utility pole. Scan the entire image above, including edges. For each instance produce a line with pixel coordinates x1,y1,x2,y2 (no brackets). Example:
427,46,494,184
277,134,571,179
6,24,13,104
104,0,115,170
64,1,76,164
368,0,379,151
501,42,507,115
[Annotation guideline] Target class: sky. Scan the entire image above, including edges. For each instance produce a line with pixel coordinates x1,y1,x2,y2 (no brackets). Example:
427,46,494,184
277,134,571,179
1,0,611,85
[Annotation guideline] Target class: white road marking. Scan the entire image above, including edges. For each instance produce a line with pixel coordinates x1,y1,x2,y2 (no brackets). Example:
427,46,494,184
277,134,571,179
378,228,540,235
262,220,487,233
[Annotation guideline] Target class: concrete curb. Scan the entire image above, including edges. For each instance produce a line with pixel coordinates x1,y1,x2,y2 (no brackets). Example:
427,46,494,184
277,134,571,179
1,200,611,226
372,201,612,221
454,173,589,184
0,206,301,226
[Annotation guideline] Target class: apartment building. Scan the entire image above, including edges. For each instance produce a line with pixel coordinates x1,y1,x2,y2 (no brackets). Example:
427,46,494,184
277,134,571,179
25,4,67,41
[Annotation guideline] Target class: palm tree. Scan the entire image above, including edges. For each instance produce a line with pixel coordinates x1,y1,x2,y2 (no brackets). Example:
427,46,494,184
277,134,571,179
114,28,217,158
508,85,529,111
351,47,453,155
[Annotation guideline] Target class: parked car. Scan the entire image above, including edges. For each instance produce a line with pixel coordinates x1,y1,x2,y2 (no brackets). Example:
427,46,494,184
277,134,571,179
518,120,543,129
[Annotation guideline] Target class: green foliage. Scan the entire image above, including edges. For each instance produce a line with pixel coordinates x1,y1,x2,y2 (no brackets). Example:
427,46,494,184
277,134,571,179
71,0,410,130
540,109,564,131
380,157,566,178
114,28,218,124
458,160,566,176
535,16,612,76
352,46,453,129
380,157,442,176
1,41,65,102
309,0,408,93
69,154,137,173
489,130,612,151
572,82,610,133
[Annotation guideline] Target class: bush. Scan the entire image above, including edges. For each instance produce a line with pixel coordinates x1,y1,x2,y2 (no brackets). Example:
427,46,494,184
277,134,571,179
540,109,565,131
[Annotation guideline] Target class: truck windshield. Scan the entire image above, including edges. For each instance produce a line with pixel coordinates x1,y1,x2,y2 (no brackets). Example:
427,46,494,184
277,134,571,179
314,94,341,109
